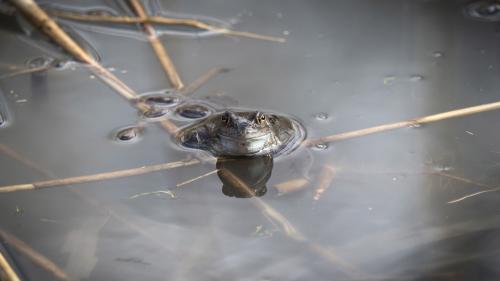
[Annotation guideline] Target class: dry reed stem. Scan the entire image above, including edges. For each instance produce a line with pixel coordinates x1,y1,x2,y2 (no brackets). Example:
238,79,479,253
0,251,21,281
129,0,184,89
180,67,228,96
10,0,137,101
433,172,500,204
47,10,286,43
0,230,73,281
0,65,50,79
0,159,200,193
305,101,500,146
313,165,336,201
447,187,500,204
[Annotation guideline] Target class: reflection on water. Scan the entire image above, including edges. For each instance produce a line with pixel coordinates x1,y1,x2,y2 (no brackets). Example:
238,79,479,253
216,155,273,198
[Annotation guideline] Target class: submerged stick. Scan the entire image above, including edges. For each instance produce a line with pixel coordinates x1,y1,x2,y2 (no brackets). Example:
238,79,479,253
0,251,21,281
0,159,200,193
0,230,73,281
129,0,184,89
48,10,286,43
313,165,336,201
306,101,500,146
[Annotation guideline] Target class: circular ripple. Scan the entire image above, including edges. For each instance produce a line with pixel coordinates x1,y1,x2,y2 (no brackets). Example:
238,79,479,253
142,94,182,108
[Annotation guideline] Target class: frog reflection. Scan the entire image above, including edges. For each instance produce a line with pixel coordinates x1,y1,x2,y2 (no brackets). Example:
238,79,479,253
216,155,273,198
177,110,304,157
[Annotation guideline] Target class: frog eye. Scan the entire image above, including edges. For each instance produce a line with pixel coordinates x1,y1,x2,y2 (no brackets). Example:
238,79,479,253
255,112,266,125
221,112,231,124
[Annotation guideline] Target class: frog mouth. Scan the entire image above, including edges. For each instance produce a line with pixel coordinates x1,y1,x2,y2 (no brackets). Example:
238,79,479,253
217,133,272,154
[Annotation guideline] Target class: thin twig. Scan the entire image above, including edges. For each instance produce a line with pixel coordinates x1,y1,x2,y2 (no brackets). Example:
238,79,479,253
447,187,500,204
129,0,184,89
305,101,500,146
180,67,228,96
0,230,73,281
0,65,50,79
129,190,175,199
0,159,200,193
47,10,286,43
176,169,218,187
0,251,21,281
433,171,492,189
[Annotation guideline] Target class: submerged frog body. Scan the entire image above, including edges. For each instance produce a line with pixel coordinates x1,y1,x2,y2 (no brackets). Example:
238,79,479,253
177,110,305,157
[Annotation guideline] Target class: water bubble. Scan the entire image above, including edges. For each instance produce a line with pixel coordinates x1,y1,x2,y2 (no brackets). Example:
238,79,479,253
175,104,213,119
383,76,396,85
26,56,54,69
142,94,181,108
121,70,128,74
433,52,443,58
143,108,168,119
115,126,143,142
312,143,328,150
89,75,95,79
314,112,329,120
283,30,290,36
464,1,500,21
108,67,116,72
409,75,423,82
53,60,71,70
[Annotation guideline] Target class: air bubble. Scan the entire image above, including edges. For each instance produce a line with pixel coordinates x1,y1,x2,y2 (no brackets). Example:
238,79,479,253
314,112,329,120
89,75,95,79
143,108,168,119
409,75,423,82
313,143,328,150
433,52,443,58
465,1,500,21
115,126,143,142
142,94,181,108
175,104,213,119
26,56,54,69
383,76,396,85
283,30,290,36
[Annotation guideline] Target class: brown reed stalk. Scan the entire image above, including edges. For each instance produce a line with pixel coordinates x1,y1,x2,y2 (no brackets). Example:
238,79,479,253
129,0,184,89
0,251,21,281
305,101,500,146
0,230,73,281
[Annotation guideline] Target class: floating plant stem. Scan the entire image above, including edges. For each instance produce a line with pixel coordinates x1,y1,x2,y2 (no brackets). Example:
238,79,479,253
129,0,184,90
180,67,228,95
0,251,21,281
0,159,200,193
176,169,218,187
306,101,500,146
0,64,50,79
0,230,73,281
9,0,137,101
47,10,286,43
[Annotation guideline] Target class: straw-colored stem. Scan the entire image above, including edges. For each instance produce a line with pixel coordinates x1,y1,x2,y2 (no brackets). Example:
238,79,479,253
0,230,73,281
176,169,218,187
305,101,500,146
47,10,286,43
180,67,228,95
10,0,137,101
0,159,200,193
129,0,183,89
0,65,50,79
0,252,21,281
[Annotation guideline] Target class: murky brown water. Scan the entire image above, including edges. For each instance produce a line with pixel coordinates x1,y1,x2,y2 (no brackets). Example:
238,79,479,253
1,0,500,280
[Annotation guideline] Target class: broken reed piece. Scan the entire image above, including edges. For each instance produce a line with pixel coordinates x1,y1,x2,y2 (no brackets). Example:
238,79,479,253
128,0,184,90
180,67,229,95
305,100,500,146
0,159,200,193
0,251,21,281
0,230,73,281
9,0,137,101
47,10,286,43
313,165,336,201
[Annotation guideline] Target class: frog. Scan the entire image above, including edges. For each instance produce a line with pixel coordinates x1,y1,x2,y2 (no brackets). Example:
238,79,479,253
176,110,305,157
